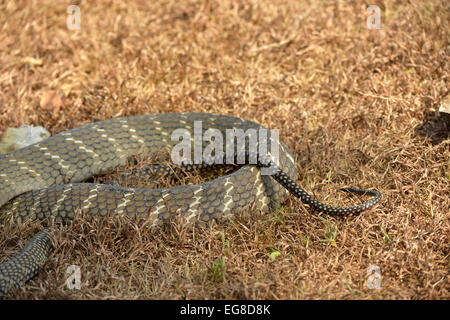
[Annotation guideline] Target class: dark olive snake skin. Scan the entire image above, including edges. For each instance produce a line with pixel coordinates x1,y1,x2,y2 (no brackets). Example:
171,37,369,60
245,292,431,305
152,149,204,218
0,112,381,297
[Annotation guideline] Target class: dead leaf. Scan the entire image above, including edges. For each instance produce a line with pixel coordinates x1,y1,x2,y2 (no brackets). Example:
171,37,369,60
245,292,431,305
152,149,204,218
40,90,65,112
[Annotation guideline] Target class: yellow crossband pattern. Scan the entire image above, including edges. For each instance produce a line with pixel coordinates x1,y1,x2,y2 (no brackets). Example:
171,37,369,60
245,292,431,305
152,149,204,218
253,169,269,210
186,187,203,223
0,173,10,185
92,125,126,155
10,199,20,215
153,124,170,143
50,184,73,218
62,134,99,157
150,192,171,227
118,121,146,145
81,185,101,211
28,190,44,220
39,147,72,172
126,128,145,144
119,121,145,145
222,178,234,214
115,191,135,216
9,159,41,178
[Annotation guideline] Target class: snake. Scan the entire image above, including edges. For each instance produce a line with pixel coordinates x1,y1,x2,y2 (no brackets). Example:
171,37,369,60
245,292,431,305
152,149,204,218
0,112,381,297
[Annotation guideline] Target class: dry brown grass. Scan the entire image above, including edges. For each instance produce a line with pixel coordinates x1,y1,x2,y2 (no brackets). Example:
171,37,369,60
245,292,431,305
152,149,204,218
0,0,448,299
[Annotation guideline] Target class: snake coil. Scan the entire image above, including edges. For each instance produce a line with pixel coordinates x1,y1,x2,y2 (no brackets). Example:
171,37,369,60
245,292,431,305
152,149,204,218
0,113,381,297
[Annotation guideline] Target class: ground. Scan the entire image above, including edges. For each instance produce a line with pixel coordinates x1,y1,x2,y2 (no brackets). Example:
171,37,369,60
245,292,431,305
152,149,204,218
0,0,448,299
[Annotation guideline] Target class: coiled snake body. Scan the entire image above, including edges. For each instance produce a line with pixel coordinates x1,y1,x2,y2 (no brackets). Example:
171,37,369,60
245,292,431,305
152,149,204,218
0,112,381,296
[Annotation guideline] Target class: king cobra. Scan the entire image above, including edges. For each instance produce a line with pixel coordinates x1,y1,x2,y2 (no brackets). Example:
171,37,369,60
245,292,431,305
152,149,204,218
0,112,381,296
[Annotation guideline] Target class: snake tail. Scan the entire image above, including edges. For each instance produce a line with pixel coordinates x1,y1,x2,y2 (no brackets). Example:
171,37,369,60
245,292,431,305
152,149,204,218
260,157,381,214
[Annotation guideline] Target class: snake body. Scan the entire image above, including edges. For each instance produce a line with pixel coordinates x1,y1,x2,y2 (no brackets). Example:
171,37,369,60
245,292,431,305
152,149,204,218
0,112,381,296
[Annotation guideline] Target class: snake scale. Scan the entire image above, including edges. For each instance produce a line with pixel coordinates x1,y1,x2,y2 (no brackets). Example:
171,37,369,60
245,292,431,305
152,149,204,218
0,112,381,297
